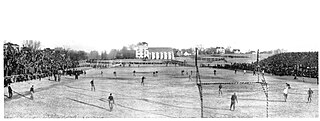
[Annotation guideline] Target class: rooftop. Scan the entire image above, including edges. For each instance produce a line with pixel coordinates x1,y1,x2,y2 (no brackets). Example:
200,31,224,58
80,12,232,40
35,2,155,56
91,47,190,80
148,47,173,52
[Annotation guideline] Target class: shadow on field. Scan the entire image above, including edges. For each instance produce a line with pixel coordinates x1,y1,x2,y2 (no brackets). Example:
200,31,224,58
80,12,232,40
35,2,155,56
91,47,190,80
65,85,137,99
5,78,75,101
290,92,307,95
199,75,225,80
240,98,287,103
98,98,108,102
66,97,109,111
67,89,95,98
98,95,198,111
65,85,197,111
115,103,175,118
4,91,32,101
171,76,189,78
96,98,176,117
242,98,309,103
239,98,266,102
65,85,89,91
137,98,198,110
203,106,230,111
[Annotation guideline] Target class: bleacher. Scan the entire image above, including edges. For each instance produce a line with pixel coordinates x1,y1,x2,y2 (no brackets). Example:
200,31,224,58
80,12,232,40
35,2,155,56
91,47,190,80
259,52,318,78
3,42,79,87
210,52,318,78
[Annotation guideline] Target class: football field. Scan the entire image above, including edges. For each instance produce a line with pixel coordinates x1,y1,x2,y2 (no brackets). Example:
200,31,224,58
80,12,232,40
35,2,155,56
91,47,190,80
4,66,318,118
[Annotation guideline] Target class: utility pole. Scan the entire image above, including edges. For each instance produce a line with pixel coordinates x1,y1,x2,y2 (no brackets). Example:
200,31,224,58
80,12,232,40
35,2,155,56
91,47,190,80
195,48,203,118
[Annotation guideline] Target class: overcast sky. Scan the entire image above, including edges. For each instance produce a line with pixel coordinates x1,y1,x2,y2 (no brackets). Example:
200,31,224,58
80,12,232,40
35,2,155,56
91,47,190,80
1,0,319,53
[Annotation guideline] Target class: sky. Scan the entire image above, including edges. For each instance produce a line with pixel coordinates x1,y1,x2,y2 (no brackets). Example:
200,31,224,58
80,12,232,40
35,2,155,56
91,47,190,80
1,0,319,53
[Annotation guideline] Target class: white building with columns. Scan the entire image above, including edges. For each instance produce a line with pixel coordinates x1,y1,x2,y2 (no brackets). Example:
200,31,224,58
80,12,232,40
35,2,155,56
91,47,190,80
135,42,175,60
147,47,175,60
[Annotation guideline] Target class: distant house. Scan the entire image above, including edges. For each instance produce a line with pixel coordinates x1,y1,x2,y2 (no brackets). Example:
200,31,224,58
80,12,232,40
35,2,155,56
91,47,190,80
176,50,183,57
233,49,241,54
183,51,191,56
135,42,175,60
215,47,225,54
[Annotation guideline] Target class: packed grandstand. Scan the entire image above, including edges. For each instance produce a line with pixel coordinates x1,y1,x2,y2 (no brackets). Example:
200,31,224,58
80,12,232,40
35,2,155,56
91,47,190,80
226,52,318,78
3,42,82,86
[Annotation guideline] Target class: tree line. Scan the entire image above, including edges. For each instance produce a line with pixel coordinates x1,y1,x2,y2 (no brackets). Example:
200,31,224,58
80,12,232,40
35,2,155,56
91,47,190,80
88,45,136,60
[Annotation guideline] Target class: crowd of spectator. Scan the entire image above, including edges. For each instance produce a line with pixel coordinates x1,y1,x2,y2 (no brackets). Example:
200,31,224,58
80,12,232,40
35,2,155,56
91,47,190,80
258,52,318,78
214,52,318,78
3,42,80,87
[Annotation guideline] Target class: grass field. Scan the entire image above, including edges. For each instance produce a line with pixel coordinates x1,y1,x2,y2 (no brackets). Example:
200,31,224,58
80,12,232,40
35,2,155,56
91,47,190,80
4,66,318,118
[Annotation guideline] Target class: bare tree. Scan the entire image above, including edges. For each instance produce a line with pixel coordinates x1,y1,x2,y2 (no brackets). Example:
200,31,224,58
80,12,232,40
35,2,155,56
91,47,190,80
101,51,108,60
128,44,136,50
108,49,118,59
88,51,100,59
23,40,41,51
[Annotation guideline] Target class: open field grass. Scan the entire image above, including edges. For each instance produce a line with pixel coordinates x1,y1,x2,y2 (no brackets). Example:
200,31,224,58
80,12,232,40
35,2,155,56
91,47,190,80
4,66,318,118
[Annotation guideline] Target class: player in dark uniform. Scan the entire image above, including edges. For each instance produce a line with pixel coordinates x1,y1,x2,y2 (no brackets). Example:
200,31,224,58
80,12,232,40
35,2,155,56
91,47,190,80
218,84,223,96
8,84,13,98
141,76,146,86
74,71,79,80
108,93,115,111
133,70,136,76
214,70,217,75
113,71,117,77
286,83,291,89
230,93,238,111
90,79,95,91
54,73,57,81
30,85,34,100
101,71,103,76
307,88,313,103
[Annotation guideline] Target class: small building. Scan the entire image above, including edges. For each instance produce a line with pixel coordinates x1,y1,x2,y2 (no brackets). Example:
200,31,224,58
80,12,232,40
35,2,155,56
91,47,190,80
183,51,191,56
176,50,183,57
233,49,241,54
215,47,225,54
